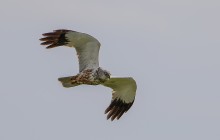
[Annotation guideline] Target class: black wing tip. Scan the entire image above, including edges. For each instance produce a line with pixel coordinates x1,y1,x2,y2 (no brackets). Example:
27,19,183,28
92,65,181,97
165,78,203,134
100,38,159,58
105,99,134,121
39,29,72,49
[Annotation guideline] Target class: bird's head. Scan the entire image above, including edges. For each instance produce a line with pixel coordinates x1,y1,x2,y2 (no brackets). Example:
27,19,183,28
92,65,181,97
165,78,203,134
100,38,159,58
97,67,111,82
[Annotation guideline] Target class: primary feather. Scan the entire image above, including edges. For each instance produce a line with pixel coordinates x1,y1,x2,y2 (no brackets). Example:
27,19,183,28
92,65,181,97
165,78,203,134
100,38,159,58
102,77,137,120
40,29,100,72
40,29,137,121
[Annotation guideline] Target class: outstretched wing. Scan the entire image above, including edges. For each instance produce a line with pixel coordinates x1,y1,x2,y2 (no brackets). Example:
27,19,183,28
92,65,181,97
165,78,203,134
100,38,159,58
40,29,101,72
102,77,137,121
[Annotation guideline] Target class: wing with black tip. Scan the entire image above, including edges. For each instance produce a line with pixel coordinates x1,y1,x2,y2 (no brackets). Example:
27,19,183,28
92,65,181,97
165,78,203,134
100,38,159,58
40,29,101,72
102,77,137,121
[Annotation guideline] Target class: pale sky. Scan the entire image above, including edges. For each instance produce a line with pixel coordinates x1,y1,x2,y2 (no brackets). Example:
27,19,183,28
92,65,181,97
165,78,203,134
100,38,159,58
0,0,220,140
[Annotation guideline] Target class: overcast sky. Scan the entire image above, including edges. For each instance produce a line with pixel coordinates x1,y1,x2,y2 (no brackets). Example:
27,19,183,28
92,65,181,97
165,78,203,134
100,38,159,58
0,0,220,140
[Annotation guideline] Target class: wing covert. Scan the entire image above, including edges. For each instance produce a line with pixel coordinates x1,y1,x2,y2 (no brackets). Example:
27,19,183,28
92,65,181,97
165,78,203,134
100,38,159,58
40,29,101,72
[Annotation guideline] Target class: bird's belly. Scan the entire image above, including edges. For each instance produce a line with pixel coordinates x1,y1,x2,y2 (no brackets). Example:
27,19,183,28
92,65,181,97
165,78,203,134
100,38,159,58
71,69,101,85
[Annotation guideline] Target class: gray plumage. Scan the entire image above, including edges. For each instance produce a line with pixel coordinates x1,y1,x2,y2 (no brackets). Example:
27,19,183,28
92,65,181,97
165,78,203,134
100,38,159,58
40,29,137,121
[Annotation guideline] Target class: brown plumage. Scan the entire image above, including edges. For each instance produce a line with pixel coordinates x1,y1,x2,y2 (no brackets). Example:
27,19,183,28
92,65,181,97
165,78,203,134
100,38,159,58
105,99,134,121
70,69,99,85
40,29,137,121
40,29,72,49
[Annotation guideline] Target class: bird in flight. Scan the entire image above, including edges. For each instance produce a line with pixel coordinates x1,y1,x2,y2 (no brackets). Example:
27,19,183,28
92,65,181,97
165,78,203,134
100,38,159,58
40,29,137,121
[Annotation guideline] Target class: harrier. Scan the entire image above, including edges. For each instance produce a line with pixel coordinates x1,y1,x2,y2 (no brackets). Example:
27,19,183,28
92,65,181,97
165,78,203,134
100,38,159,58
40,29,137,121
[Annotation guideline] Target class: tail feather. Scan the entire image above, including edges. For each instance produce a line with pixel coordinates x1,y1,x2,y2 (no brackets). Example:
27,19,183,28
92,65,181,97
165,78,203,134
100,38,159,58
58,76,80,88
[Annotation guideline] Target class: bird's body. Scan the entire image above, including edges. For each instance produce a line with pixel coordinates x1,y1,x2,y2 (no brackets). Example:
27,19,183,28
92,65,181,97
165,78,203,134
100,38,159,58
40,29,137,121
65,68,110,86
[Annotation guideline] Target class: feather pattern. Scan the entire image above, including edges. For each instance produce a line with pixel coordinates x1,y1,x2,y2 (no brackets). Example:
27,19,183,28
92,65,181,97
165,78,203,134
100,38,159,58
102,77,137,120
40,29,101,72
40,29,137,121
